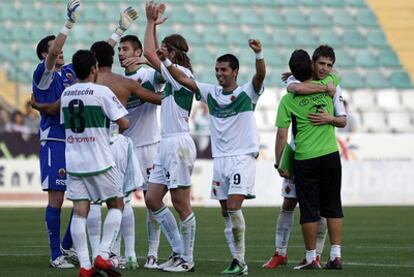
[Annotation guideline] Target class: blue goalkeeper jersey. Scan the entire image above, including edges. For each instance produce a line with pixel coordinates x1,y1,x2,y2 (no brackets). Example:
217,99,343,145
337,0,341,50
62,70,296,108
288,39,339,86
32,61,76,141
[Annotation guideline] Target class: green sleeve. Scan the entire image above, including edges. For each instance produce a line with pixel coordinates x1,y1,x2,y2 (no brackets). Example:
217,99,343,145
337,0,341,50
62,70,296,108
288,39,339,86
275,96,292,128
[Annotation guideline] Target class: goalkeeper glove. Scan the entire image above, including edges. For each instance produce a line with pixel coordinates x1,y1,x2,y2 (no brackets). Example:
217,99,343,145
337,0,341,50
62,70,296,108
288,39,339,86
114,6,138,36
64,0,80,29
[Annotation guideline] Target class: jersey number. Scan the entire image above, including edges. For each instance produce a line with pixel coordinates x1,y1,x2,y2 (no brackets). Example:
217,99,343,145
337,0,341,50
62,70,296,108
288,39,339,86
233,174,241,185
68,99,85,133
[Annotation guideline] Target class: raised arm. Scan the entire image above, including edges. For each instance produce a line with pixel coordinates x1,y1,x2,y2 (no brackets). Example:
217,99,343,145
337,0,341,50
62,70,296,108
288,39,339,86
249,39,266,93
156,47,198,92
128,78,161,105
288,81,335,96
45,0,80,71
144,2,164,71
107,6,138,48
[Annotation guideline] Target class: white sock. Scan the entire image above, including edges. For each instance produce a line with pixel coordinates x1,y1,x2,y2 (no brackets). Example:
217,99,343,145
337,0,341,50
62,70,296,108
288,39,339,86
275,209,294,257
330,245,341,261
121,202,136,259
147,209,161,258
306,249,316,263
112,229,121,256
223,216,236,258
86,204,102,260
153,206,181,255
71,215,91,269
316,217,327,257
99,208,122,259
228,210,246,264
180,213,196,263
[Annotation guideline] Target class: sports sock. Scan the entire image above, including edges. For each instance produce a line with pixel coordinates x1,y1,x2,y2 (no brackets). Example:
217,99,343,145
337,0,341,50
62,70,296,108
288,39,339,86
61,208,74,250
45,205,62,260
121,202,136,259
316,217,327,257
330,245,341,260
306,249,316,263
153,206,181,255
71,215,91,269
112,231,121,256
86,204,102,259
147,209,161,258
223,216,236,258
99,208,122,259
180,213,196,263
275,209,294,257
228,209,246,264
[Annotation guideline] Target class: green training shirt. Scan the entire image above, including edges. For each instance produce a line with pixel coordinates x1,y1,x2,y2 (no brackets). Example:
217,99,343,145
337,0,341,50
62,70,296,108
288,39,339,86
275,73,340,160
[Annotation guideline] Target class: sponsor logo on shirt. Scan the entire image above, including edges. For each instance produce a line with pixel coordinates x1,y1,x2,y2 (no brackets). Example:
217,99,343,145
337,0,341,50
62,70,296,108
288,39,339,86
66,135,96,143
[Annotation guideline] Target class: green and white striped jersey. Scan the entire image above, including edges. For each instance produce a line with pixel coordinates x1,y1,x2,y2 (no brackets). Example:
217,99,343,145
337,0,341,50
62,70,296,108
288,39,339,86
124,67,163,147
60,82,128,176
195,81,264,158
160,63,194,135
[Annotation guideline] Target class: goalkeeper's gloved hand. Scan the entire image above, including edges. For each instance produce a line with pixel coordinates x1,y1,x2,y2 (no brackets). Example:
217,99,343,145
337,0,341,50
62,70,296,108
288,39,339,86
64,0,80,29
115,6,138,36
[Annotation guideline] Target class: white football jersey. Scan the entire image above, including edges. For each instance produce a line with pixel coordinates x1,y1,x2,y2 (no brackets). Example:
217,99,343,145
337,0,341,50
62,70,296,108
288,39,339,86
160,63,194,135
60,82,128,175
124,67,163,147
195,81,264,158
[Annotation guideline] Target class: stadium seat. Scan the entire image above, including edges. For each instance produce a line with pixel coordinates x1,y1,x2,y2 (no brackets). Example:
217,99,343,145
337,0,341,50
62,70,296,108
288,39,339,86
0,3,19,20
271,30,295,47
401,90,414,112
332,11,356,27
225,27,249,46
245,27,273,45
309,12,333,27
202,27,227,46
356,9,379,28
376,89,402,112
39,4,61,22
341,71,365,89
318,29,344,48
81,5,106,23
298,0,321,7
194,8,217,25
20,3,40,21
367,30,390,49
215,7,239,25
266,49,288,67
16,44,38,64
351,89,378,112
387,112,413,133
378,49,401,68
389,71,412,89
284,9,309,27
238,8,262,26
365,71,390,88
171,9,194,24
342,30,367,48
322,0,345,7
10,25,33,42
293,29,318,47
360,111,389,133
345,0,367,7
355,50,378,68
261,9,287,27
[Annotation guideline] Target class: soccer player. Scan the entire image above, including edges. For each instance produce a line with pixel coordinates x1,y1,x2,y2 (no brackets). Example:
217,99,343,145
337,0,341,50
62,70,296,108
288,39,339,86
61,49,128,277
275,49,344,270
263,45,346,269
86,40,161,270
157,37,266,275
32,0,80,268
117,34,165,269
143,2,197,272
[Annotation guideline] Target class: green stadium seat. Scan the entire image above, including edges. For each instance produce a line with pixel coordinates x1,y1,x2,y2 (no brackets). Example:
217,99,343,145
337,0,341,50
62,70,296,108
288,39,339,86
284,9,309,27
70,24,91,42
194,8,216,25
378,49,401,68
389,71,412,88
342,30,367,48
261,9,287,27
20,4,40,21
355,50,378,68
322,0,345,7
345,0,367,7
309,12,333,27
171,9,194,24
293,29,317,47
225,27,249,46
91,25,112,42
332,11,356,27
341,71,365,89
238,8,262,26
179,26,203,45
275,0,299,7
201,27,227,46
0,3,19,20
245,28,272,45
299,0,321,7
39,4,61,22
237,48,256,65
317,29,343,48
266,49,288,67
367,30,390,49
216,8,239,25
271,30,295,47
81,6,106,23
10,25,33,42
0,26,11,42
16,44,38,64
191,47,215,66
356,9,379,28
335,49,355,69
0,43,14,62
365,71,390,88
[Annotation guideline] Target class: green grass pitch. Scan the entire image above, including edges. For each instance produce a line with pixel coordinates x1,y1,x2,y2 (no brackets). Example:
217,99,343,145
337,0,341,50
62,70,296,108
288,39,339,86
0,207,413,276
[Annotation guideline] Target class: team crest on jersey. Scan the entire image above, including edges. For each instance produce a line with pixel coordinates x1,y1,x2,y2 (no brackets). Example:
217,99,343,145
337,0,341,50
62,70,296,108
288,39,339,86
285,186,291,194
58,168,66,178
212,180,220,187
230,95,236,101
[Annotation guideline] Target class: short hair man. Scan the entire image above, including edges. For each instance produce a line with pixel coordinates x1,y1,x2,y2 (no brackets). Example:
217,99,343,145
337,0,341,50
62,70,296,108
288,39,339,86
275,49,344,270
61,49,129,277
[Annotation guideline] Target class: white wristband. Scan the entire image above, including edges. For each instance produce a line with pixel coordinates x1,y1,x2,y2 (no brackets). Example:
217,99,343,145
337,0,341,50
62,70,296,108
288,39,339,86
110,32,121,42
162,58,172,67
60,25,70,36
255,51,264,60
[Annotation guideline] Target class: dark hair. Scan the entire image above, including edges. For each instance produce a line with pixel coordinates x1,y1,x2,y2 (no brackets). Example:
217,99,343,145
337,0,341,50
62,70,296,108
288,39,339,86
289,49,313,82
162,34,192,72
90,41,114,67
216,54,239,70
120,35,143,53
72,50,96,80
312,44,336,64
36,35,55,61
